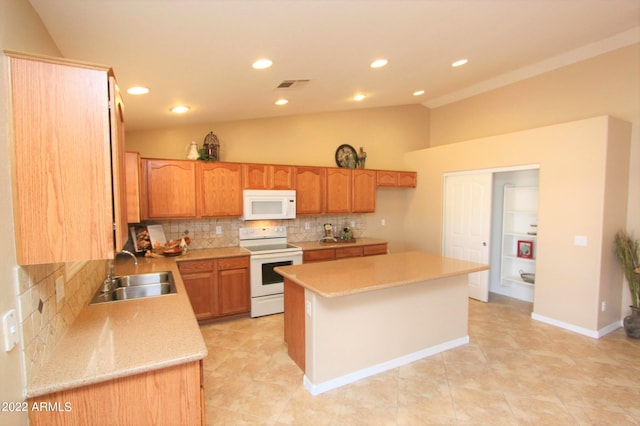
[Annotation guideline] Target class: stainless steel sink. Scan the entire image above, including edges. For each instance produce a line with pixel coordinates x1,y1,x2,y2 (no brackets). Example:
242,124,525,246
90,271,176,304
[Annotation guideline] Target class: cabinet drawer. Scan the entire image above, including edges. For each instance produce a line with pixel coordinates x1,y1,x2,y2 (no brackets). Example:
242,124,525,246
335,246,363,259
178,259,215,274
218,256,249,270
363,244,388,256
303,249,335,263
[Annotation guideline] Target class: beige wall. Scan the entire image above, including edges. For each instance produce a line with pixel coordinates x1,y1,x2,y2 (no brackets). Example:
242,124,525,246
0,0,61,423
404,116,631,334
420,42,639,329
126,104,430,170
429,44,640,147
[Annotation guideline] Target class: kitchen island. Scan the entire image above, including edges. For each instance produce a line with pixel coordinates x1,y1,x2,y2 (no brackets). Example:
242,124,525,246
275,251,489,395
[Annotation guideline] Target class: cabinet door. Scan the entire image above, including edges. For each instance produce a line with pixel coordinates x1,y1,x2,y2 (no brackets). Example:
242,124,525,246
197,162,243,217
109,76,129,251
218,268,250,316
376,170,398,187
8,55,115,264
303,249,335,263
363,244,388,256
271,165,295,189
398,172,417,188
179,260,216,320
295,166,325,214
352,169,376,212
125,152,141,223
242,164,269,189
146,160,197,218
335,246,363,259
326,168,351,213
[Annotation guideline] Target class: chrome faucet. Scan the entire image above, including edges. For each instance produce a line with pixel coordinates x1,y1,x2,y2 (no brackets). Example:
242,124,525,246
116,249,138,266
101,260,116,293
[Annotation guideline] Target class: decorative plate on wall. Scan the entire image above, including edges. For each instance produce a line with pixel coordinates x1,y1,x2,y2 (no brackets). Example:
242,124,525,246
335,144,358,168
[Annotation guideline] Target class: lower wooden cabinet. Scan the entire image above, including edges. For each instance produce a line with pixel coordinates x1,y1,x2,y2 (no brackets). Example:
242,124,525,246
303,243,388,263
179,259,217,320
217,257,251,316
178,256,250,321
28,361,204,426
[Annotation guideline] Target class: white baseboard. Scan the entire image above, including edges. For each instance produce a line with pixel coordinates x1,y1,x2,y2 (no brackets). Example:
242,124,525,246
531,312,622,339
303,336,469,396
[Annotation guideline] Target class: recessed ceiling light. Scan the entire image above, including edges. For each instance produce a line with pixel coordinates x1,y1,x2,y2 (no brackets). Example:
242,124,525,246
127,86,149,95
353,94,366,101
252,58,273,69
170,105,190,114
370,59,388,68
275,99,288,106
451,59,468,67
413,90,425,96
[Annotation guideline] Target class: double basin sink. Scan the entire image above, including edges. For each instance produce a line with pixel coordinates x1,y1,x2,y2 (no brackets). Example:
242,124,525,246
90,271,177,305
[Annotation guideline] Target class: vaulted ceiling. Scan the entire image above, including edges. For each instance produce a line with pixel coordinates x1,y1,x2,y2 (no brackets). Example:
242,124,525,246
29,0,640,131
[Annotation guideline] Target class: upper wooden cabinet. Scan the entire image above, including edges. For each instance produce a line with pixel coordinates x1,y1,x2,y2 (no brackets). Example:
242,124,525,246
352,169,376,212
145,159,197,218
377,170,417,188
326,168,352,213
125,152,142,223
197,162,243,217
137,158,416,220
5,51,128,264
295,166,326,214
242,164,294,189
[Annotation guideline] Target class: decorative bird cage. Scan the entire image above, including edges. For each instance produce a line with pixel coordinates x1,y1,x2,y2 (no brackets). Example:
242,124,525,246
201,131,220,161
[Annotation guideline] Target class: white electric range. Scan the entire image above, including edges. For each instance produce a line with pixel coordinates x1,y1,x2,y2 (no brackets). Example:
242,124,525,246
239,226,302,317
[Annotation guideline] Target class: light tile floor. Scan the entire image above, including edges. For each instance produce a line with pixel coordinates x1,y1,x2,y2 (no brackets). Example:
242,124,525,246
202,294,640,425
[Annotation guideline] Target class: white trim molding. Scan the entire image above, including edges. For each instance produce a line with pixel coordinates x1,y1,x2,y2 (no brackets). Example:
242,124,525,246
531,312,622,339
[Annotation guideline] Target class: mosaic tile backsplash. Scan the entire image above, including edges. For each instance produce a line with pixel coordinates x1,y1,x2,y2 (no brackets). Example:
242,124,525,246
156,214,368,249
17,259,106,384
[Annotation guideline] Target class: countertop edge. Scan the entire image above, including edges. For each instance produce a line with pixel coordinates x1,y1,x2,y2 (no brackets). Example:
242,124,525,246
276,251,490,298
26,351,206,398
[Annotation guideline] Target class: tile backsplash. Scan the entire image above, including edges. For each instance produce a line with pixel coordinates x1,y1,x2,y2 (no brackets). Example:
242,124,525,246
155,214,368,249
17,259,106,384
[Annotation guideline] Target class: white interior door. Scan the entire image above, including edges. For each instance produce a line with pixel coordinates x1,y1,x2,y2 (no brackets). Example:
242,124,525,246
443,173,492,302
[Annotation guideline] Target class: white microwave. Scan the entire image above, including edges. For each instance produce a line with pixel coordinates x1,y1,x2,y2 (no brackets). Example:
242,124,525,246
242,190,296,220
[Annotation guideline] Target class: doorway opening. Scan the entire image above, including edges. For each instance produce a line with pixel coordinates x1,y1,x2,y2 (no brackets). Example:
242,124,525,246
443,166,539,304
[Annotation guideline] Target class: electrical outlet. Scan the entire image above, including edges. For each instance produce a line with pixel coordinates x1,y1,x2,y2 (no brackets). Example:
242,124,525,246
381,218,386,226
216,226,222,234
55,276,65,303
601,301,607,312
2,310,19,352
350,221,355,228
305,222,310,230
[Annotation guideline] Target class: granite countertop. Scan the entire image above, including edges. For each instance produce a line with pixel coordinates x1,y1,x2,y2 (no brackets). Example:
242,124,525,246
292,237,388,251
275,251,489,298
26,247,249,398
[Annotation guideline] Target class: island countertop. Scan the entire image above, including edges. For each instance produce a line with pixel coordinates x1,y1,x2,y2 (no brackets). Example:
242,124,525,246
275,251,489,298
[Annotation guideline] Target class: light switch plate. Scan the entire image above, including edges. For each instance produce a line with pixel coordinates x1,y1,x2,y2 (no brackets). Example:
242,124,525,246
216,226,222,234
2,309,19,352
574,235,588,247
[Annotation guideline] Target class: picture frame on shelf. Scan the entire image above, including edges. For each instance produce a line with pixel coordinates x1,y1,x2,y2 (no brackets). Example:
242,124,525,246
517,240,534,259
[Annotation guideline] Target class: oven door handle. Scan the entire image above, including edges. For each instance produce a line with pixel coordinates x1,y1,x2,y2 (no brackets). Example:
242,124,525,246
250,251,302,261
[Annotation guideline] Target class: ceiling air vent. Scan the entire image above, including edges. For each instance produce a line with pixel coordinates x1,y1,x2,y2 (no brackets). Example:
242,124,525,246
276,79,310,89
